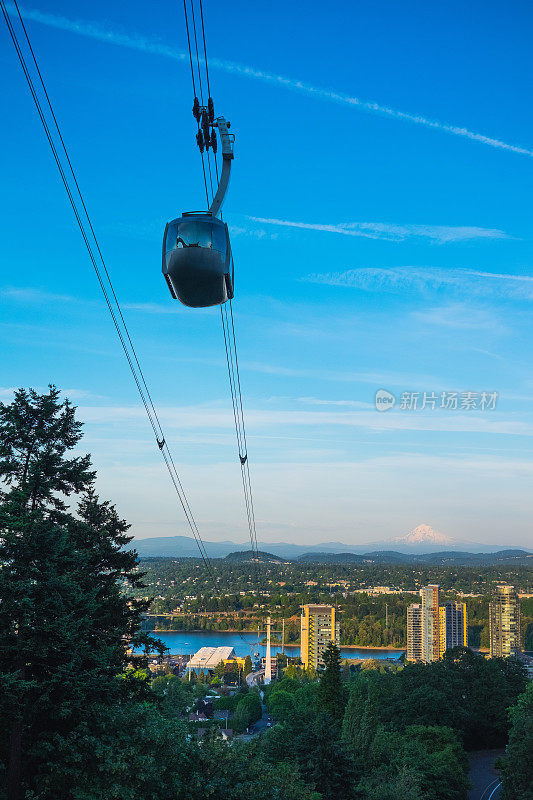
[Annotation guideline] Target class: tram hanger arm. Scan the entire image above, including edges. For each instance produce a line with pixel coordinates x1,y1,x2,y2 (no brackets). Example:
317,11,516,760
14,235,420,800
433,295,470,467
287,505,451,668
209,117,234,217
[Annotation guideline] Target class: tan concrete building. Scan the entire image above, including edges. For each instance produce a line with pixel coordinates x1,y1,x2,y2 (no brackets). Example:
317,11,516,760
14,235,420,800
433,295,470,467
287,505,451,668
490,585,521,657
421,584,440,663
300,604,340,670
407,585,441,663
406,603,423,662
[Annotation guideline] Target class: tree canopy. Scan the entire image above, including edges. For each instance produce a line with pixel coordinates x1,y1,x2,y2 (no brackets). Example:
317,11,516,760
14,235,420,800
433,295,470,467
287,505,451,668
0,387,158,799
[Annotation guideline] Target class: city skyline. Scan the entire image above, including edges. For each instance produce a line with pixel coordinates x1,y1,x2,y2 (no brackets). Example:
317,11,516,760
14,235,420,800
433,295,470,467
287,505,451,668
2,1,533,546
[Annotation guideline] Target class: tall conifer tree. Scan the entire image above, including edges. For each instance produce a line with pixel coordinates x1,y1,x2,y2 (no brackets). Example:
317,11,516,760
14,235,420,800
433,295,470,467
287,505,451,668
318,642,346,720
0,387,157,799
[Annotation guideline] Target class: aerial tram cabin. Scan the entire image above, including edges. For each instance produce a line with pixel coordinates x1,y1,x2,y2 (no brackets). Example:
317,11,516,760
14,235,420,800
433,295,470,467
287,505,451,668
163,212,233,308
163,113,235,308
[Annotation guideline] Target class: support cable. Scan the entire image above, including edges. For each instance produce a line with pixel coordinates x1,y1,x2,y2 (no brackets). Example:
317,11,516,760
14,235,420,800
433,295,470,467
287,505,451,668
198,0,212,99
2,0,214,574
226,301,260,559
220,303,260,585
188,0,215,202
182,0,209,207
197,0,218,189
179,1,261,587
181,0,261,580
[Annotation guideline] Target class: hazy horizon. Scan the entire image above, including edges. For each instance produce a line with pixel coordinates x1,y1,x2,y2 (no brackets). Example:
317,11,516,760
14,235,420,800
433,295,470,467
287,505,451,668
127,524,531,550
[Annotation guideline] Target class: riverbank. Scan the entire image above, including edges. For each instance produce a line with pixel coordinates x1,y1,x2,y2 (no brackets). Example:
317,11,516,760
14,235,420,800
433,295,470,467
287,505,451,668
338,644,404,651
260,640,403,651
153,631,404,651
137,631,404,661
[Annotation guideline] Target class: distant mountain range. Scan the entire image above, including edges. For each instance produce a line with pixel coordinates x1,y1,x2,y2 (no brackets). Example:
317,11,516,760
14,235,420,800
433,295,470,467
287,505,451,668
212,548,533,567
131,523,531,562
295,549,533,566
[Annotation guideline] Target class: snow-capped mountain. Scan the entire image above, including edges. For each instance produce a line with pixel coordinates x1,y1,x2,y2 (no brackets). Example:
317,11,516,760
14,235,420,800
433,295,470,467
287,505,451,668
393,524,453,547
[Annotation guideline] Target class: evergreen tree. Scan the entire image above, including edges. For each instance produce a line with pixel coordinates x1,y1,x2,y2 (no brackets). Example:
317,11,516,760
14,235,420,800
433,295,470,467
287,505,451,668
268,690,295,722
243,655,253,676
295,712,359,799
342,678,368,748
318,642,346,720
353,683,381,763
0,387,158,799
500,682,533,800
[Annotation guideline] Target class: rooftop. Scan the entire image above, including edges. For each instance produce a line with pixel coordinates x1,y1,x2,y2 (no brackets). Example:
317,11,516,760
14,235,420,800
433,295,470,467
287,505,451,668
189,646,236,669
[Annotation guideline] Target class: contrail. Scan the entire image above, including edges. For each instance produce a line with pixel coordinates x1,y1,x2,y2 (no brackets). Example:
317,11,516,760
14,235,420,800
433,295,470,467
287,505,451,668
9,4,533,158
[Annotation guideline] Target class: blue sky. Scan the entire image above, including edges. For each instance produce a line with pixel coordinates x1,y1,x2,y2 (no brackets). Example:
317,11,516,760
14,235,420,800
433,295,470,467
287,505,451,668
1,0,533,547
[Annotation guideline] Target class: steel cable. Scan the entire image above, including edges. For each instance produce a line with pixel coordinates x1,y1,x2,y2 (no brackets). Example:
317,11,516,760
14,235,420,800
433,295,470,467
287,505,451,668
2,0,214,574
180,0,262,585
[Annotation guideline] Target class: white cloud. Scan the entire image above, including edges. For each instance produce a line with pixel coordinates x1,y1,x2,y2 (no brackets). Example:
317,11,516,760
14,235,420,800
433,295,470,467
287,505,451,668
78,403,533,438
11,4,533,157
248,218,510,243
122,302,184,315
228,225,278,240
298,396,373,409
243,360,438,387
0,386,104,400
61,388,106,400
412,303,504,331
305,267,533,301
1,287,78,303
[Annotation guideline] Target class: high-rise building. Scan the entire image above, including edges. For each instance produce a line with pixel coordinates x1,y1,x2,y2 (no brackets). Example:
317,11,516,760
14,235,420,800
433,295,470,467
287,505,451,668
300,604,340,670
406,603,423,662
490,585,521,657
438,602,468,657
421,584,440,663
407,588,471,664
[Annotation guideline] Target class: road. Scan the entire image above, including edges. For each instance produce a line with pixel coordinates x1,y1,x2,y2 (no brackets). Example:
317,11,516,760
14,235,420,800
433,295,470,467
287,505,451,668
468,750,504,800
246,668,264,687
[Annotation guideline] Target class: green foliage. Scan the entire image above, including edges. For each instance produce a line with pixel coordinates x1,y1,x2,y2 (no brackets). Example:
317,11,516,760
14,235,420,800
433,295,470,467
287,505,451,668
266,674,320,733
188,736,319,800
213,693,241,712
283,664,303,679
500,681,533,800
151,674,194,718
294,712,359,799
232,690,262,733
243,655,253,676
267,690,295,722
343,678,381,763
318,643,346,720
366,647,527,749
49,702,195,799
361,724,469,800
0,387,159,798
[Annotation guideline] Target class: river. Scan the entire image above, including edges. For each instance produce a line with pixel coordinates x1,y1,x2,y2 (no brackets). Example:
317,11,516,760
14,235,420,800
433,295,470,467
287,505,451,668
140,630,404,661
